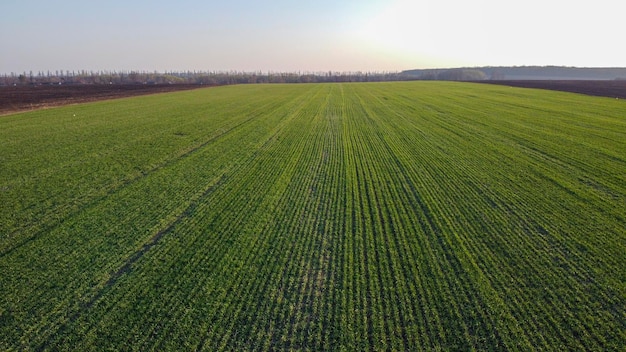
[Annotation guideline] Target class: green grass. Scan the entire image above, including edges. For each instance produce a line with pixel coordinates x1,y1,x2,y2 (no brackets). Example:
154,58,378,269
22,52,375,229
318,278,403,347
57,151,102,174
1,82,625,350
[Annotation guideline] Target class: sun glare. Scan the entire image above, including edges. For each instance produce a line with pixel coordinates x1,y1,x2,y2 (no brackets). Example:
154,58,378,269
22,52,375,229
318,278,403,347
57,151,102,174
355,0,489,68
358,2,420,53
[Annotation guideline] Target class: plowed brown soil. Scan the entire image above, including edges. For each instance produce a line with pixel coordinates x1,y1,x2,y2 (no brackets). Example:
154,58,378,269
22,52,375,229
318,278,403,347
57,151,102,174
477,80,626,99
0,84,204,115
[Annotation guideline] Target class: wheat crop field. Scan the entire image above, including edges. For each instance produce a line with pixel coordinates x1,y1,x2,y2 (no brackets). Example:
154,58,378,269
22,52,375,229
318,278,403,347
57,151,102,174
1,82,625,350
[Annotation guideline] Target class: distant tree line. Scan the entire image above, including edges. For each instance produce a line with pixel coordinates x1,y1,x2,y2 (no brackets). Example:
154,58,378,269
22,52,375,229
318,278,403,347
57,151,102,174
409,69,487,81
0,70,408,86
6,66,626,86
402,66,626,80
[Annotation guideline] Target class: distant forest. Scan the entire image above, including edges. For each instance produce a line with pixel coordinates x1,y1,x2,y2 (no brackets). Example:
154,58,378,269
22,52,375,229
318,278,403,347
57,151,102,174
3,66,626,86
0,70,405,86
401,66,626,81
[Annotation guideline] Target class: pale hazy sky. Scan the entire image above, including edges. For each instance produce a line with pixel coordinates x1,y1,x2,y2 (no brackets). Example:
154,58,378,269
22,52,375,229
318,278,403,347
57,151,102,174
1,0,623,73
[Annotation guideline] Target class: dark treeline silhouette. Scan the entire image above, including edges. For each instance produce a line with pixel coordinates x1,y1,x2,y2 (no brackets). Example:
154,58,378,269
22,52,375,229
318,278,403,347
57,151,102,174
0,70,407,86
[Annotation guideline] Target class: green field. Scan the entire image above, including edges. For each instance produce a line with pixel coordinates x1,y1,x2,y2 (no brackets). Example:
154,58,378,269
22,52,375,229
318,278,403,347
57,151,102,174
1,82,625,350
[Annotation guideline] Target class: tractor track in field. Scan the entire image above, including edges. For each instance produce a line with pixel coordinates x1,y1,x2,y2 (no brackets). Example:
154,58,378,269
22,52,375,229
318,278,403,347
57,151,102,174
36,85,324,351
0,109,261,259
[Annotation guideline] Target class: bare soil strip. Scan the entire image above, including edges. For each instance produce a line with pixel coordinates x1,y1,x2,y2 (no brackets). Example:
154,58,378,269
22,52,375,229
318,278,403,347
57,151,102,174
476,80,626,99
0,84,205,115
